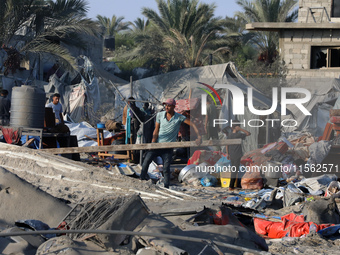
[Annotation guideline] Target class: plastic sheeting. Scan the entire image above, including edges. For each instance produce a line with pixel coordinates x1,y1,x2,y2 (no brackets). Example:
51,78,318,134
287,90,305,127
66,122,112,147
308,140,332,164
283,78,340,135
299,174,338,192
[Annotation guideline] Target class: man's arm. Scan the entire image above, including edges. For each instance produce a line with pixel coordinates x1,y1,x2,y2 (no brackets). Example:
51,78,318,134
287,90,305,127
235,126,251,136
59,112,64,125
183,118,202,145
152,122,160,143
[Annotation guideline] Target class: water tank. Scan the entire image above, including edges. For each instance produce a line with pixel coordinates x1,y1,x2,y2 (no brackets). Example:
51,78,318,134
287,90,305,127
104,36,115,50
10,85,46,128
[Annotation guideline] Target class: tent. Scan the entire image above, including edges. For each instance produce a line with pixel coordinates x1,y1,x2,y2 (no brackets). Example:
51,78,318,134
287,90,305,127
283,78,340,137
44,56,127,123
115,62,277,152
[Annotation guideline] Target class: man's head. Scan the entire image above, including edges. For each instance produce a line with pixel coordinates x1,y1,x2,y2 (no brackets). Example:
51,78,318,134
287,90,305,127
52,93,60,105
143,102,149,110
163,98,176,113
1,89,8,97
231,119,241,131
127,97,135,106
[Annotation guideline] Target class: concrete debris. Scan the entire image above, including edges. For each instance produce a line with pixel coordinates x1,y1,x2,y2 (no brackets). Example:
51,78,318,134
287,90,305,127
0,135,339,254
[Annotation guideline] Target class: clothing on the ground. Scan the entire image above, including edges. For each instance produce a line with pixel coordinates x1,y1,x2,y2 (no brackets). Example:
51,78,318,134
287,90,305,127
0,95,11,125
46,102,63,124
140,148,173,188
156,111,186,143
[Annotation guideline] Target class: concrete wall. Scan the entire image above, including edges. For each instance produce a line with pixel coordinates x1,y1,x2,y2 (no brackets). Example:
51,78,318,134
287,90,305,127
279,29,340,79
298,0,332,23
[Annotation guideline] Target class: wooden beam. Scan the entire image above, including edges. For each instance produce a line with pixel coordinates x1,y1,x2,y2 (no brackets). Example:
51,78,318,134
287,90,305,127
43,139,241,155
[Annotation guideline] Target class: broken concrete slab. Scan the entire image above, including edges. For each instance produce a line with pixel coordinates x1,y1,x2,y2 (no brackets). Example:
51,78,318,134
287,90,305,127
0,227,40,255
36,235,125,255
95,195,150,250
302,197,340,224
134,213,268,255
0,167,71,227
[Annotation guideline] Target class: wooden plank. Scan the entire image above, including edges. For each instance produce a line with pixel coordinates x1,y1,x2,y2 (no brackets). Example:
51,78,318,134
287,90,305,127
43,139,241,155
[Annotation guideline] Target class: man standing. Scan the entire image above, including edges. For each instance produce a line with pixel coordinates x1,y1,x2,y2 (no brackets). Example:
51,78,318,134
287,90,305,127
226,121,251,191
204,97,219,151
46,93,69,133
0,89,11,126
140,98,202,188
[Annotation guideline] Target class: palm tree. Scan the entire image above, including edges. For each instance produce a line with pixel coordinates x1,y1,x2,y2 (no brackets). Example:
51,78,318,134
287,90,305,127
96,15,130,37
235,0,298,63
140,0,228,71
0,0,99,72
129,18,150,33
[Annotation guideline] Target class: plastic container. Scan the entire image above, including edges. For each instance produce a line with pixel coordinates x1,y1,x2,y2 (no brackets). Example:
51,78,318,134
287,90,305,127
97,123,105,129
10,85,46,128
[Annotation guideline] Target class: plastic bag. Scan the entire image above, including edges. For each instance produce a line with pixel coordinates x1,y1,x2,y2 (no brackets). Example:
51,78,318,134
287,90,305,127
214,156,231,173
325,181,340,197
201,174,217,187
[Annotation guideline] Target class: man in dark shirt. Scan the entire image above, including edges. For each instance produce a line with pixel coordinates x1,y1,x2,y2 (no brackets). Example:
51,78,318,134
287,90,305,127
226,121,251,190
0,89,11,126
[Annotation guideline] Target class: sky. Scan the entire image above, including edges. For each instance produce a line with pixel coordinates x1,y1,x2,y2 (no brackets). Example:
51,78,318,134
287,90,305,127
86,0,242,22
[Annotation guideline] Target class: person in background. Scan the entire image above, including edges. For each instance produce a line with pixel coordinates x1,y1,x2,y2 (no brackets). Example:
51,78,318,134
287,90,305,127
46,93,69,133
226,121,251,191
141,102,154,143
140,98,202,188
0,89,11,126
204,97,220,151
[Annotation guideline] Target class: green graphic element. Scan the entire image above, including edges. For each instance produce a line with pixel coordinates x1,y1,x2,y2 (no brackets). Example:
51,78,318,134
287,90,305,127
198,87,217,105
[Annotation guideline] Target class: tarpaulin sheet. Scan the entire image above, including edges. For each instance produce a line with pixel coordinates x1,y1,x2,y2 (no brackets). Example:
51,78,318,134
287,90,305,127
187,150,226,166
254,213,333,238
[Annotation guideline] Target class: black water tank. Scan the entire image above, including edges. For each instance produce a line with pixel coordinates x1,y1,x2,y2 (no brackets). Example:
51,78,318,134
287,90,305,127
10,85,46,128
104,36,115,50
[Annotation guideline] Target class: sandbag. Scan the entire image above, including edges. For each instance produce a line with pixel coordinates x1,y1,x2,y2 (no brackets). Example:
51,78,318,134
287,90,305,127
105,120,122,132
241,165,263,190
330,109,340,117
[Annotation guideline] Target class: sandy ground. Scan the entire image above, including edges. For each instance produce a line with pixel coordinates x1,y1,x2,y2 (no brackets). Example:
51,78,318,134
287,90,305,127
0,142,339,254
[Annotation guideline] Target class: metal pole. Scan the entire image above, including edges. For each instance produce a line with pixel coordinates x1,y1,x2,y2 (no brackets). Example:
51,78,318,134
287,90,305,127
139,122,144,165
266,115,269,144
130,76,133,97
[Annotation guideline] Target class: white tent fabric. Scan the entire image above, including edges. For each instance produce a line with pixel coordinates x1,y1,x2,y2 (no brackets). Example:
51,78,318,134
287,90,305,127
69,84,86,122
66,121,112,147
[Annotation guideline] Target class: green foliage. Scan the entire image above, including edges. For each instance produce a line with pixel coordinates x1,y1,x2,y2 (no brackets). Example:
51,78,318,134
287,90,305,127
140,0,228,71
96,14,130,37
237,56,289,96
0,0,99,72
235,0,298,64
